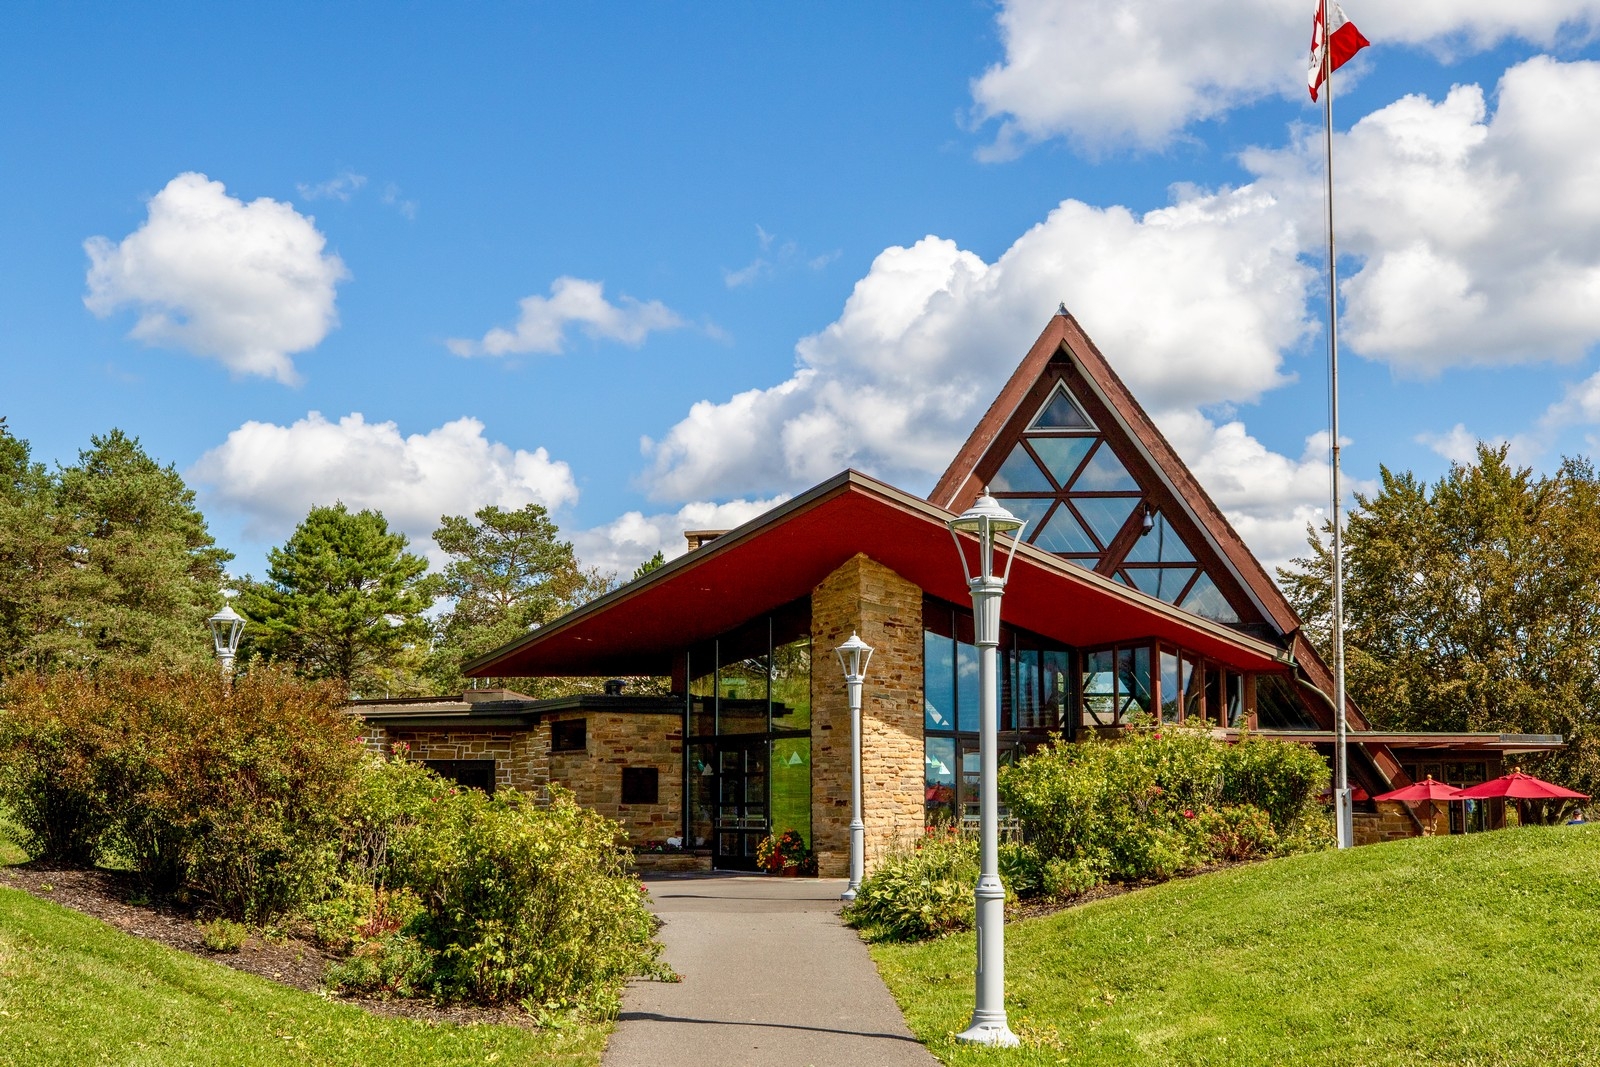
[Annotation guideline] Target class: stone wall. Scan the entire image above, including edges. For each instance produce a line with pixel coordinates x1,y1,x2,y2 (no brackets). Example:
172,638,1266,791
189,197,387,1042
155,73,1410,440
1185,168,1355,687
1353,801,1422,845
810,553,924,878
360,726,544,793
549,712,684,845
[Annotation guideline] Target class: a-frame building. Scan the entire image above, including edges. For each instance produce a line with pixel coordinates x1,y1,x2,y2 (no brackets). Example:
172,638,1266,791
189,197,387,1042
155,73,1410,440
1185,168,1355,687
354,312,1563,873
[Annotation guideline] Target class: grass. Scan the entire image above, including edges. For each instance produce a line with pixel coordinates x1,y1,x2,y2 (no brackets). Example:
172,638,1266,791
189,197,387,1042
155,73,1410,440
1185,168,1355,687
0,804,24,867
0,887,607,1067
872,825,1600,1067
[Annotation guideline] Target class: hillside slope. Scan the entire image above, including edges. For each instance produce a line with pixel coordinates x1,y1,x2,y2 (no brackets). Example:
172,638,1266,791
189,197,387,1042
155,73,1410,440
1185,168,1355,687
873,826,1600,1067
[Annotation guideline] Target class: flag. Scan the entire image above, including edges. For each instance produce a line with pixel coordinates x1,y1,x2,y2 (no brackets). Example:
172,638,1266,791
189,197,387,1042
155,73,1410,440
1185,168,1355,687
1308,1,1370,102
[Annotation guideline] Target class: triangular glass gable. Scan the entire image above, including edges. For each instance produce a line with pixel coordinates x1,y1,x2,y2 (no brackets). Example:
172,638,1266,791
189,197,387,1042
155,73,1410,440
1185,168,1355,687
1032,505,1097,555
1028,382,1095,431
997,494,1054,536
1180,573,1240,624
1121,512,1197,564
1027,436,1094,488
1070,442,1138,492
1124,567,1195,604
990,443,1052,494
1071,496,1140,549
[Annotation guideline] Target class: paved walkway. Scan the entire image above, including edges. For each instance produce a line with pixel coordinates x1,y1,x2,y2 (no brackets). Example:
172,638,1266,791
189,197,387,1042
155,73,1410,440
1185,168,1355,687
603,873,940,1067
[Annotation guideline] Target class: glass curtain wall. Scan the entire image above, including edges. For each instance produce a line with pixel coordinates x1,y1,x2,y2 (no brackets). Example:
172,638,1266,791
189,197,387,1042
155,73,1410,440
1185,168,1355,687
686,600,812,868
923,596,1074,828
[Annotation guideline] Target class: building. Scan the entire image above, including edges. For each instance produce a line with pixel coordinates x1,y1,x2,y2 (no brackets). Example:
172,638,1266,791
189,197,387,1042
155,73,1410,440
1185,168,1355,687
353,310,1561,874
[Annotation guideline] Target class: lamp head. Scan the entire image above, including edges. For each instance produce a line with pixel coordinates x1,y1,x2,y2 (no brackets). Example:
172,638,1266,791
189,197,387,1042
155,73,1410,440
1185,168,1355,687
947,488,1026,584
835,631,874,681
1141,506,1155,536
208,601,246,657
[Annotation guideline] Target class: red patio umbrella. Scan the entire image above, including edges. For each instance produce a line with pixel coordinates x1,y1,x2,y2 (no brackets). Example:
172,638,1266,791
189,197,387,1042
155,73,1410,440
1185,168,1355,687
1456,770,1589,801
1374,776,1464,836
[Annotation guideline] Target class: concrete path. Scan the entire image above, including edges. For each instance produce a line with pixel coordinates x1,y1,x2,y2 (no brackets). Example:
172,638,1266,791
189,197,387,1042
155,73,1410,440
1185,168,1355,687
603,873,941,1067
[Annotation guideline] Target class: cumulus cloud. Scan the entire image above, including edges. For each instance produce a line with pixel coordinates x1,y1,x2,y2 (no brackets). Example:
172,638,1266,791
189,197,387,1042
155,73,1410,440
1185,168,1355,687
190,413,578,555
644,185,1315,503
971,0,1600,153
447,277,686,357
1244,56,1600,374
569,496,790,577
84,173,348,384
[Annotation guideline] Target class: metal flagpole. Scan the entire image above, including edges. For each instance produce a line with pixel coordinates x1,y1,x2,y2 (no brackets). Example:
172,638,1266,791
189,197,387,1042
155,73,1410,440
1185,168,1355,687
1321,0,1353,850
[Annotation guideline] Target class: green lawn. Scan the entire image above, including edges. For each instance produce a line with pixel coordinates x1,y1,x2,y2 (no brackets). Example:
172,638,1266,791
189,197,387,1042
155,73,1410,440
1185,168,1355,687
873,825,1600,1067
0,887,607,1067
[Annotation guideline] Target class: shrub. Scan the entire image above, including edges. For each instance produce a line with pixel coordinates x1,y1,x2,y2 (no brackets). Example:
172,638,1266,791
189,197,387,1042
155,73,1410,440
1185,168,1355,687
200,918,249,953
324,932,434,999
1197,804,1278,862
0,672,121,864
844,830,980,942
1219,735,1331,832
402,785,665,1013
1041,856,1102,899
337,747,454,890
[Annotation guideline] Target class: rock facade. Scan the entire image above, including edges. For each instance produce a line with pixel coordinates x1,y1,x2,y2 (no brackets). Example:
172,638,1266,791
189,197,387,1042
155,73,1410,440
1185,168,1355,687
810,553,925,878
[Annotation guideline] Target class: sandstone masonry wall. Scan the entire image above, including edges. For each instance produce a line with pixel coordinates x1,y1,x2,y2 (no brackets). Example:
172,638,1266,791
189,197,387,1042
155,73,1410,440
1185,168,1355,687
810,553,924,878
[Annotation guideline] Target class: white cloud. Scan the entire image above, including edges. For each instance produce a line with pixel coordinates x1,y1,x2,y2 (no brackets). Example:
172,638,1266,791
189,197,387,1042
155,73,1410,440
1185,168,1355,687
190,412,578,557
570,496,789,577
644,185,1315,503
84,172,348,384
297,170,367,201
1244,57,1600,374
971,0,1600,153
447,277,686,357
380,182,418,220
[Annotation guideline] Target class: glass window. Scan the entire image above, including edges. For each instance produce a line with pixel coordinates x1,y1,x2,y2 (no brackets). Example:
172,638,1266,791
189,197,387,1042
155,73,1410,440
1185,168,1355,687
1072,496,1140,548
717,653,770,734
1071,442,1138,492
689,650,716,738
997,494,1054,536
1082,649,1117,726
1184,656,1205,723
1012,648,1044,730
1181,573,1240,624
924,630,955,730
1227,672,1245,726
1122,512,1197,564
690,743,716,847
1028,436,1094,487
1034,505,1098,554
1254,675,1319,730
991,442,1053,494
770,633,811,732
956,640,980,732
1116,646,1152,720
1043,650,1072,733
961,745,982,822
770,737,811,846
1124,566,1196,603
1030,383,1095,430
1160,649,1181,724
925,736,957,827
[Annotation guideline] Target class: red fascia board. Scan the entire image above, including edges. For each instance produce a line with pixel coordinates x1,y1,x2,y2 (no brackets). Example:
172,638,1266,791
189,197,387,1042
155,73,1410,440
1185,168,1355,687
468,472,1289,678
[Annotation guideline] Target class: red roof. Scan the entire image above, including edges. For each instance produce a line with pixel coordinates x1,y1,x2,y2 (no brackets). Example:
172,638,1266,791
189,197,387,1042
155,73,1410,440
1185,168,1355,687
467,470,1291,679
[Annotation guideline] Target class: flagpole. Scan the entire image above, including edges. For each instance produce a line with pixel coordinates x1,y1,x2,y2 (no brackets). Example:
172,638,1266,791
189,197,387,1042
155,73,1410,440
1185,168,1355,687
1321,0,1353,850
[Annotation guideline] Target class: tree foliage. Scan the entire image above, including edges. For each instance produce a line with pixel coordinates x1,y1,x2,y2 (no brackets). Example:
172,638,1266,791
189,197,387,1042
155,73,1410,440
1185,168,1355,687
238,503,434,694
0,424,230,675
1280,443,1600,794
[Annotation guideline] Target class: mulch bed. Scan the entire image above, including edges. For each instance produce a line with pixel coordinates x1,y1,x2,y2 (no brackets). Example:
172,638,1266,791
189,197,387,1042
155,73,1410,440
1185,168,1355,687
0,861,534,1029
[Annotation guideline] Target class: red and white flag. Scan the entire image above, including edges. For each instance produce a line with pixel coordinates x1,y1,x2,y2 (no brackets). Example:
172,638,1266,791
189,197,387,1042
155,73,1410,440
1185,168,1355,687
1308,1,1370,101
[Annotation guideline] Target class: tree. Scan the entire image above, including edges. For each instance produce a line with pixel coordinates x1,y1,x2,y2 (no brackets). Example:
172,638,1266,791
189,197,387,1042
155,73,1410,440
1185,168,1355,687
238,504,434,694
1280,443,1600,795
0,426,230,674
424,504,595,692
630,550,666,582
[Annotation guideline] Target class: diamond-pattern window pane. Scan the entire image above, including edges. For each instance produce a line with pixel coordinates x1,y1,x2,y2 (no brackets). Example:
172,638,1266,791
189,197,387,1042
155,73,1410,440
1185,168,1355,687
1033,505,1097,554
1071,442,1138,492
1072,496,1139,548
1030,384,1095,430
1027,436,1094,488
1125,567,1195,604
1181,573,1240,623
1121,512,1196,564
990,443,1052,494
997,495,1054,536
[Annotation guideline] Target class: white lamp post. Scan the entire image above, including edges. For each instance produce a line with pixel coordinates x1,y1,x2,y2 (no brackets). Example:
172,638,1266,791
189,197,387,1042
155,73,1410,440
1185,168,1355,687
835,632,873,902
947,488,1024,1048
208,600,245,678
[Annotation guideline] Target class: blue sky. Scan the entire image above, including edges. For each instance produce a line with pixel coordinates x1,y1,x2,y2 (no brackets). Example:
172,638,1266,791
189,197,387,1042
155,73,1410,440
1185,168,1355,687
5,1,1600,579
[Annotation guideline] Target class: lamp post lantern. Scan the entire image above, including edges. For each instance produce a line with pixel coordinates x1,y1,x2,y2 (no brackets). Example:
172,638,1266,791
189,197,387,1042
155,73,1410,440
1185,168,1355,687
208,601,245,678
834,632,873,902
947,488,1024,1048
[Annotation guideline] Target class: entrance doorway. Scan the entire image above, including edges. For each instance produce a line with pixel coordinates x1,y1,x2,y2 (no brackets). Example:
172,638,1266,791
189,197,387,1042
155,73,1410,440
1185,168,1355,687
714,738,769,870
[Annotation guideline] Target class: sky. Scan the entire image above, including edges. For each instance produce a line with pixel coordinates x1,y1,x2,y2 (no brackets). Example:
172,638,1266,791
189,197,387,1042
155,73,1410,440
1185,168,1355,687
5,1,1600,584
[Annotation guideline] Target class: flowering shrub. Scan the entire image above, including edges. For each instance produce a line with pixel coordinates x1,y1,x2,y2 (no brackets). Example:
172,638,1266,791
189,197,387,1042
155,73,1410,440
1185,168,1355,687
843,829,981,941
756,828,815,874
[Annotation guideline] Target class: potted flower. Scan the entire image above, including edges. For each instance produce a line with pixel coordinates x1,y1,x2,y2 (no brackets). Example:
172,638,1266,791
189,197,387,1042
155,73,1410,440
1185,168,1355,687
756,828,815,876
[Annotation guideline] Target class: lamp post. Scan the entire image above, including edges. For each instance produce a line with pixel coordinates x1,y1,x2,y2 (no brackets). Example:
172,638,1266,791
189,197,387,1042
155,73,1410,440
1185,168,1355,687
834,632,873,902
208,600,245,678
947,488,1024,1048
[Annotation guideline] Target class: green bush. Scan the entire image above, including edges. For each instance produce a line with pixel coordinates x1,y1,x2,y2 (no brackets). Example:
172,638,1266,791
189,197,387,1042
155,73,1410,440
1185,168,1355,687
336,747,454,890
402,785,665,1013
0,672,121,864
200,918,249,953
1041,856,1102,899
324,932,435,999
1000,727,1332,888
844,831,981,942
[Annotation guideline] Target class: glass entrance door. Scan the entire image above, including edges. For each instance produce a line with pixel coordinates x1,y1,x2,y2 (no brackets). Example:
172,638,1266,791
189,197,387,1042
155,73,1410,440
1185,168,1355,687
714,739,769,869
